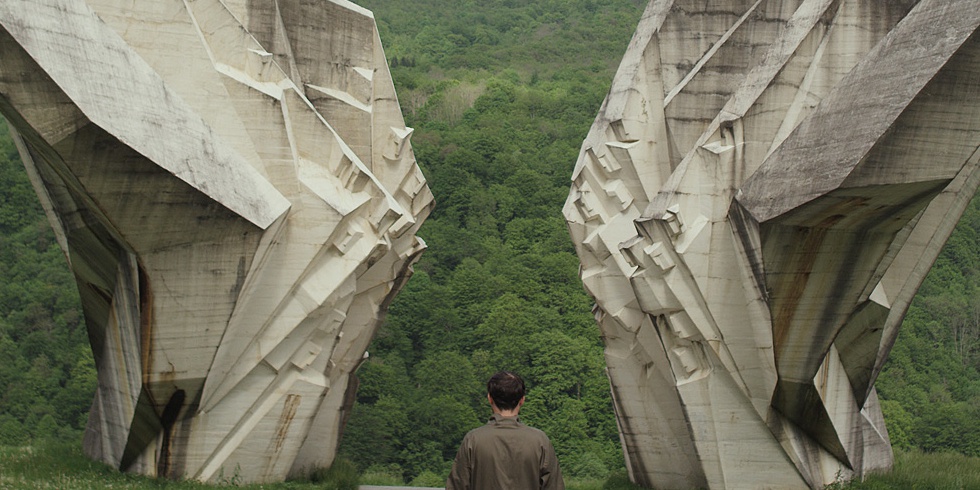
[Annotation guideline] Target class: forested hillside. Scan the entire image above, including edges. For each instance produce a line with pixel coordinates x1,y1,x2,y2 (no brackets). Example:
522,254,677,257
0,0,978,486
334,1,645,483
0,122,96,445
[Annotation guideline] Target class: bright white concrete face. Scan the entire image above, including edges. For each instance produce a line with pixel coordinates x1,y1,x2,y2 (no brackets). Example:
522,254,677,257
565,1,980,488
0,0,432,483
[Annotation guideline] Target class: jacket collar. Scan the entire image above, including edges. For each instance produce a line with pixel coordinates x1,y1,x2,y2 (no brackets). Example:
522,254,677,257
489,412,522,425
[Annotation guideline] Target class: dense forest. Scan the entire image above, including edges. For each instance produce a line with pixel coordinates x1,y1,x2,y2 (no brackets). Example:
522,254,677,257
1,0,979,486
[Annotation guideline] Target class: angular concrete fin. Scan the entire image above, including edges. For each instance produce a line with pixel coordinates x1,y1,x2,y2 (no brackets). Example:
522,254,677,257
834,297,888,407
738,1,980,224
865,145,980,401
762,180,945,386
0,0,290,228
119,389,163,471
772,380,850,467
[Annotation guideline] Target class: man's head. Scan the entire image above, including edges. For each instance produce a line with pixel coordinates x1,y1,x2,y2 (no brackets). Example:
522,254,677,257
487,371,526,411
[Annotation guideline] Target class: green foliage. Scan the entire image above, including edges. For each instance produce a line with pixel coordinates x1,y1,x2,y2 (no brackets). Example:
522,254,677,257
876,196,980,458
877,400,913,452
0,119,90,447
340,0,980,480
337,2,640,482
409,470,445,487
0,123,41,234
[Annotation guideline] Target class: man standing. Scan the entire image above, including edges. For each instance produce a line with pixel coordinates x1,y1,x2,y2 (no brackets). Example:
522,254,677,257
447,371,564,490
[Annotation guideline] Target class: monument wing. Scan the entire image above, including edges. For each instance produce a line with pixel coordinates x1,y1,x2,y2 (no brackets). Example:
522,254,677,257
0,0,432,483
564,0,980,488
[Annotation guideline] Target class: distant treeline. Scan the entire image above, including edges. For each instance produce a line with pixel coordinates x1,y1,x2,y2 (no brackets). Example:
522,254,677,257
0,0,978,486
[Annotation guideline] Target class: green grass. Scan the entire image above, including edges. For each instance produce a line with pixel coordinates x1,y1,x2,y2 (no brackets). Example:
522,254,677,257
4,443,980,489
567,452,980,490
0,442,358,489
561,472,638,490
357,466,404,486
0,443,638,489
836,450,980,489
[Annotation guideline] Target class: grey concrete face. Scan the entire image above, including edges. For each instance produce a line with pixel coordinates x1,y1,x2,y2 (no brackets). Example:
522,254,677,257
564,0,980,488
0,0,432,483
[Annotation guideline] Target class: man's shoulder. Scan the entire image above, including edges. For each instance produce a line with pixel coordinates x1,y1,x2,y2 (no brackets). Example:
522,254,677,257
521,424,552,442
515,422,547,435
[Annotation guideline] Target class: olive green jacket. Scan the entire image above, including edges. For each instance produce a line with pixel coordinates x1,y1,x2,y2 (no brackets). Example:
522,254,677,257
446,413,564,490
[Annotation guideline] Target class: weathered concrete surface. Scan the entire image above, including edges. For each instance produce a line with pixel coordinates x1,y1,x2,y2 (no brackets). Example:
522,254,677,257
565,0,980,488
0,0,432,483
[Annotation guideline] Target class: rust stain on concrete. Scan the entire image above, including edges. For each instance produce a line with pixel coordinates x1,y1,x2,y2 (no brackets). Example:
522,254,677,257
273,394,302,453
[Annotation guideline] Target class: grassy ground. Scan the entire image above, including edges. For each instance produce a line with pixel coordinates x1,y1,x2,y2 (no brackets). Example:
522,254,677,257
0,442,358,489
0,442,611,489
585,451,980,489
3,443,979,489
836,450,980,489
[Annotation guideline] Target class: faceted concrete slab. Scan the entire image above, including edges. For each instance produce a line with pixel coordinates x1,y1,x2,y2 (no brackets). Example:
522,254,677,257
565,0,980,488
0,0,432,483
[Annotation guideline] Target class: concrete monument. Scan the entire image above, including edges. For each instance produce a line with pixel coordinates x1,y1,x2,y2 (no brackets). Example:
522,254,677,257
564,0,980,488
0,0,432,483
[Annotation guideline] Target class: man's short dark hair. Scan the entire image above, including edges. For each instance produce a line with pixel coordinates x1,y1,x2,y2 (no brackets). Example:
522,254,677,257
487,371,526,410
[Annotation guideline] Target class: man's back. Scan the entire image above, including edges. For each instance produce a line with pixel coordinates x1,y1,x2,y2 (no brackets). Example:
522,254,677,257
447,414,563,490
